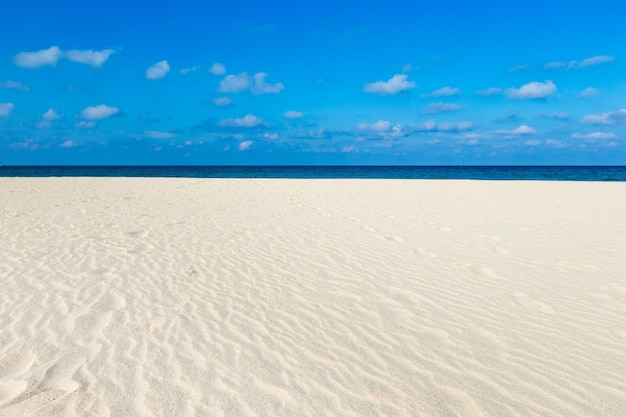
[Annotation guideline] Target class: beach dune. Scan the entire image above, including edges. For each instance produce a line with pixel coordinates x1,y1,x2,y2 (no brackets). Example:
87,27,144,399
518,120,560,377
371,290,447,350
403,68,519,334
0,178,625,417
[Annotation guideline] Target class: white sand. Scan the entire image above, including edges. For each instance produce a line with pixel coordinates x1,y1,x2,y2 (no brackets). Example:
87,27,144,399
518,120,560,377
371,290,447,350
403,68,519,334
0,178,625,417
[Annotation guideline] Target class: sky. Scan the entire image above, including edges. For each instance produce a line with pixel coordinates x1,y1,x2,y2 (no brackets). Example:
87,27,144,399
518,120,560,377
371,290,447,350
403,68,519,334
1,0,625,165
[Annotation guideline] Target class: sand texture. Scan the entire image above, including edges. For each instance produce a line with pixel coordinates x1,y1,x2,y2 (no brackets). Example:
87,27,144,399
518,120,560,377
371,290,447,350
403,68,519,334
0,178,625,417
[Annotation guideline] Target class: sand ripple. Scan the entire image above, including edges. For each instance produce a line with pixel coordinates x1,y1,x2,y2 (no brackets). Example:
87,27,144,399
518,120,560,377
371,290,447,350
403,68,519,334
1,178,625,416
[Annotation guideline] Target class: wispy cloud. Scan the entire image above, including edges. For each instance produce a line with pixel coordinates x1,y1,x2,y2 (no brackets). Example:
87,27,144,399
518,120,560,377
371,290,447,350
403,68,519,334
144,130,176,139
421,86,461,98
60,140,78,148
496,125,536,136
263,132,280,140
544,61,569,70
0,81,30,91
508,64,530,72
572,131,615,139
546,55,614,70
146,60,170,79
578,55,614,68
413,119,473,132
492,113,523,124
476,87,503,96
422,102,461,114
507,80,556,100
582,109,626,125
540,112,569,120
356,121,410,140
578,87,599,98
238,141,254,150
290,129,330,140
363,74,416,95
219,114,264,128
284,110,303,119
75,121,95,128
0,102,15,116
212,96,233,107
181,66,198,75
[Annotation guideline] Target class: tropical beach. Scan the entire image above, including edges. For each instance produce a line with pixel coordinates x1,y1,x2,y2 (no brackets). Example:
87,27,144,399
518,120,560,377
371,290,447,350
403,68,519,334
1,177,625,416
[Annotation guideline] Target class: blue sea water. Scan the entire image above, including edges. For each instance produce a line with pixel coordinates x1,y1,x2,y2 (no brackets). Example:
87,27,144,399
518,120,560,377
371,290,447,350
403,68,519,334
1,166,626,181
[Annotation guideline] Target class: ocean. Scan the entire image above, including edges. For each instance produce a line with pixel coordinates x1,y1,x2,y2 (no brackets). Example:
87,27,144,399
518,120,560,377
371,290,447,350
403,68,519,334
1,166,625,181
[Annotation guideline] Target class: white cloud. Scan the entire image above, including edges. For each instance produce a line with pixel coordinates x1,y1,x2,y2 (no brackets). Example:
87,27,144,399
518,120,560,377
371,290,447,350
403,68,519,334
546,56,614,70
438,121,473,132
219,114,264,128
60,140,77,148
251,73,284,95
545,139,568,148
524,140,541,146
544,61,569,69
357,121,409,139
181,66,198,75
218,73,252,93
507,80,556,100
401,64,414,72
476,87,503,96
80,104,120,121
358,120,392,132
0,102,15,116
582,109,626,125
578,87,599,98
363,74,416,95
508,64,530,72
238,141,254,150
578,55,614,68
415,119,437,131
42,108,62,121
65,49,114,67
284,110,303,119
496,125,536,135
146,60,170,79
572,131,616,139
413,119,472,132
422,86,462,98
75,121,96,128
14,46,62,68
540,112,569,120
212,96,233,107
0,81,30,91
144,130,176,139
263,132,280,140
422,102,461,114
290,129,329,139
210,63,226,75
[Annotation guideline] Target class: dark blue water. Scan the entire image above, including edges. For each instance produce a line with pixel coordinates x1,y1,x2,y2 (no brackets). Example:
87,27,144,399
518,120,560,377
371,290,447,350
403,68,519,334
1,166,626,181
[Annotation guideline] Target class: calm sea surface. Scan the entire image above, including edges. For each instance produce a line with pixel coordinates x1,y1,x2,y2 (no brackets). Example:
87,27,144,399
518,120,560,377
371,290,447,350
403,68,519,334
1,166,626,181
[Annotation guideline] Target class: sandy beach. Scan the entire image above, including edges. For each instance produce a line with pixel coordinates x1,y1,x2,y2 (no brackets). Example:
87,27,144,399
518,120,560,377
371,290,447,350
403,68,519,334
0,178,625,417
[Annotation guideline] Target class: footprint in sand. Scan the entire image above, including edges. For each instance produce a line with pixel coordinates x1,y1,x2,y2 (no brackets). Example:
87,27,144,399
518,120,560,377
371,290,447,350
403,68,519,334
512,292,555,315
464,264,495,276
384,235,405,243
0,352,37,405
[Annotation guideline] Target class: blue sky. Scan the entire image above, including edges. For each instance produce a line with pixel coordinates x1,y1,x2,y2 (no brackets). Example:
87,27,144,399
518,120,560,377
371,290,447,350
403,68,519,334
1,0,625,165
